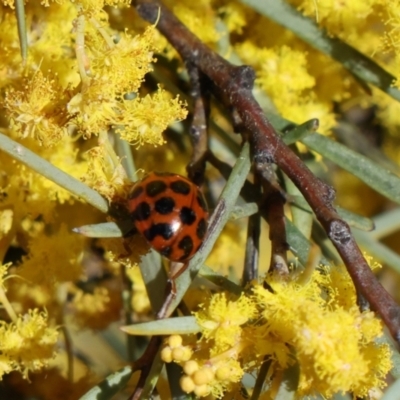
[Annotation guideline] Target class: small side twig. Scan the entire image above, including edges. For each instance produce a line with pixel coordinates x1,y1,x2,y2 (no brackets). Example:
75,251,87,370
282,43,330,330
242,173,261,285
250,357,272,400
128,336,163,400
257,165,289,277
186,63,210,185
61,326,74,382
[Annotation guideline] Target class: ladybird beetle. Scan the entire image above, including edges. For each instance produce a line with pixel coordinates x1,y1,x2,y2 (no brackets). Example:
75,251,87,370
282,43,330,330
127,172,208,262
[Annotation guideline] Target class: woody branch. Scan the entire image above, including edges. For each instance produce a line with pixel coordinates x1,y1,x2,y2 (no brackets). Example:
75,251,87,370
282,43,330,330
132,0,400,344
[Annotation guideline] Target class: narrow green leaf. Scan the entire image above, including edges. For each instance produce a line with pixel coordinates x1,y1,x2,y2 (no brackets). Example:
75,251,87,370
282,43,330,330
381,379,400,400
15,0,27,61
282,119,319,145
266,114,400,210
285,180,313,240
79,366,133,400
289,195,373,232
121,316,200,336
370,208,400,239
139,249,166,313
286,218,331,267
335,206,374,232
382,379,400,400
114,134,137,182
285,218,311,266
267,113,298,132
73,221,131,237
199,265,243,295
334,121,400,174
0,133,109,213
302,133,400,205
240,0,400,102
230,203,258,220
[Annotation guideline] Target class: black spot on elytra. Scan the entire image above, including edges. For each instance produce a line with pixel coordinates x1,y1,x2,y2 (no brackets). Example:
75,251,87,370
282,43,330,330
132,202,151,221
129,185,144,200
178,235,193,260
170,180,191,195
146,180,167,197
143,223,174,241
197,193,208,212
160,246,172,258
179,206,196,225
196,218,207,240
155,197,175,214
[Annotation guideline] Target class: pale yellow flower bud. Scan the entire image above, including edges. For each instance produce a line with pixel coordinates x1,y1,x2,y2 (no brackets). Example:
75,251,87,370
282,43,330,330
180,376,195,393
215,365,231,381
180,346,193,361
183,360,199,375
194,384,210,397
160,347,172,363
172,346,185,361
168,334,182,348
193,367,214,385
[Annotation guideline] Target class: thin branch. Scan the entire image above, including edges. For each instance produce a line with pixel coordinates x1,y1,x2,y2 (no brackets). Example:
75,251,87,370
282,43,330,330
258,167,289,277
186,64,210,185
133,0,400,344
242,173,261,284
128,336,163,400
250,357,272,400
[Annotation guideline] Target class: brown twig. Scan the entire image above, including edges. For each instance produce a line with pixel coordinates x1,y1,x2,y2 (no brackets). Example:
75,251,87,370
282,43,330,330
186,63,210,185
258,166,289,277
133,0,400,344
242,173,261,284
119,267,133,362
209,151,286,278
128,335,163,400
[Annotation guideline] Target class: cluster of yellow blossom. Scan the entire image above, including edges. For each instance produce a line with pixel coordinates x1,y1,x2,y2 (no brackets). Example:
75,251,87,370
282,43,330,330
2,8,187,148
0,0,188,388
69,285,123,330
0,306,59,380
162,265,392,398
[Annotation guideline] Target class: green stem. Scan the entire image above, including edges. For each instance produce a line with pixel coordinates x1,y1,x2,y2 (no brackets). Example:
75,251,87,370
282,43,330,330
90,17,116,49
0,133,109,213
75,14,90,89
15,0,27,62
114,134,137,182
